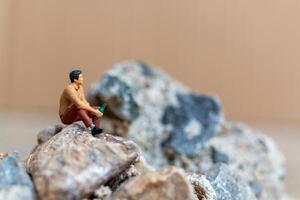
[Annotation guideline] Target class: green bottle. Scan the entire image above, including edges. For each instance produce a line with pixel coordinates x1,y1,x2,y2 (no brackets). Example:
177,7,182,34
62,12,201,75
99,103,107,113
94,103,107,120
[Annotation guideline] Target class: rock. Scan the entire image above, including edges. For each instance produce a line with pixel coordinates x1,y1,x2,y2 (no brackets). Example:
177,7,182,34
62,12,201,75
88,61,288,199
88,60,224,165
105,154,154,193
37,124,65,144
26,122,139,200
211,147,229,164
280,194,298,200
110,167,197,200
162,93,223,155
94,186,112,200
132,154,154,175
205,164,256,200
174,122,286,200
106,164,141,192
0,186,36,200
0,152,9,160
187,173,217,200
0,152,36,200
248,181,263,198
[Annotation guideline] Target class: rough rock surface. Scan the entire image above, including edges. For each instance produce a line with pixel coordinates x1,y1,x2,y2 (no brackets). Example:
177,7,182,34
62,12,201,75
88,61,288,200
0,152,36,200
187,173,217,200
0,152,9,160
175,122,286,200
26,122,140,200
205,164,257,200
37,124,65,144
88,60,224,164
110,166,197,200
94,186,112,200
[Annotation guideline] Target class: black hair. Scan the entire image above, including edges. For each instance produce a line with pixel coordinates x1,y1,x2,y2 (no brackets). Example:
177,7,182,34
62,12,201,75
69,70,82,83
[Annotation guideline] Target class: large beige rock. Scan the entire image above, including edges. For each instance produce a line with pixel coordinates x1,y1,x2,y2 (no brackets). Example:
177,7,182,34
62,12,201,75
110,167,197,200
26,122,139,200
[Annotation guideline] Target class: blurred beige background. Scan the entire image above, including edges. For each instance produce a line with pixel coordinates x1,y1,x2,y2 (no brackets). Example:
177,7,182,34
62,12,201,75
0,0,300,123
0,0,300,198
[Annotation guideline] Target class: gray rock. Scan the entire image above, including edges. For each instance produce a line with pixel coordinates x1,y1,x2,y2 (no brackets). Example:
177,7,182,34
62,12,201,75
187,173,217,200
88,61,288,200
26,122,139,200
0,152,36,200
0,186,36,200
280,194,298,200
162,93,223,155
211,147,229,164
37,124,65,144
110,166,197,200
94,186,112,200
106,164,141,192
248,181,262,198
174,122,286,200
88,60,223,165
205,164,256,200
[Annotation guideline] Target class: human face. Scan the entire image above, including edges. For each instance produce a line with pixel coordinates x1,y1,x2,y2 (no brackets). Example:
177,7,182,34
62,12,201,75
74,74,84,85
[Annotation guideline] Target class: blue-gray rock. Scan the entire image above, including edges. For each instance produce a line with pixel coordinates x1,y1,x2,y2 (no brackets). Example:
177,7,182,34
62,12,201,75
96,75,139,121
162,93,223,155
211,147,229,164
180,122,286,200
88,61,224,166
249,181,263,198
0,152,36,200
88,61,289,199
205,164,256,200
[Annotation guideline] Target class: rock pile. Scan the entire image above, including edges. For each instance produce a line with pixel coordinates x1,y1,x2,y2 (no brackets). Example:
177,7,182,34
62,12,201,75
1,61,294,200
23,123,211,200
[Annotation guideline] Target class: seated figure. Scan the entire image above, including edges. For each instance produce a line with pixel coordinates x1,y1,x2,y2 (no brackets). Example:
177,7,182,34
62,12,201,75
59,70,103,136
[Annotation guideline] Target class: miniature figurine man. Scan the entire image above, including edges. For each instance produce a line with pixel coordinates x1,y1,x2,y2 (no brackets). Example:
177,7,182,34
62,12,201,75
59,70,103,135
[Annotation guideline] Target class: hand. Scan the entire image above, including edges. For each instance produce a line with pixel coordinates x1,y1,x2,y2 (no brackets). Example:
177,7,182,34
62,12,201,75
94,110,103,118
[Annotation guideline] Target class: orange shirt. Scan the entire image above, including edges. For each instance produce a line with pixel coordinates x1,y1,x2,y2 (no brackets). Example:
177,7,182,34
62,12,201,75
59,83,89,116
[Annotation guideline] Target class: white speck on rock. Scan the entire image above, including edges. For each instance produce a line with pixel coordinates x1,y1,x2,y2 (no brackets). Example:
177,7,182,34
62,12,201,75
184,119,202,139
